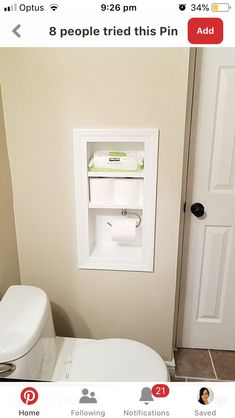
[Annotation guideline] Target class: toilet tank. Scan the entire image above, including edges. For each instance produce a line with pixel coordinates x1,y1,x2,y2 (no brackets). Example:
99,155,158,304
0,285,57,381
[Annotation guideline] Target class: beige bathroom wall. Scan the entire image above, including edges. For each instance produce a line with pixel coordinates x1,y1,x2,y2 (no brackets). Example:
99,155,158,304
0,86,20,297
0,48,190,361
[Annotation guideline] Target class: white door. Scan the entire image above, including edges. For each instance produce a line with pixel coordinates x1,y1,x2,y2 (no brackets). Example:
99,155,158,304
177,48,235,349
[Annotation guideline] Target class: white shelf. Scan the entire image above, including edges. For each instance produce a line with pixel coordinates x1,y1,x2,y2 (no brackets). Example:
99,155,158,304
88,170,144,178
89,203,143,209
79,244,152,271
90,244,142,259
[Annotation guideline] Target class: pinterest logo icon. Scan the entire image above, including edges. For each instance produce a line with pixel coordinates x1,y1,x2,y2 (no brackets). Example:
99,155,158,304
20,387,39,405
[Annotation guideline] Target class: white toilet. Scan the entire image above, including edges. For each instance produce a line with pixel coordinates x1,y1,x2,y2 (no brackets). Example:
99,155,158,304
0,285,168,381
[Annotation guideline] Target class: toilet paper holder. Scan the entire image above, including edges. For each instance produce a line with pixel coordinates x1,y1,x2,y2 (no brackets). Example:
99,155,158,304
107,209,141,228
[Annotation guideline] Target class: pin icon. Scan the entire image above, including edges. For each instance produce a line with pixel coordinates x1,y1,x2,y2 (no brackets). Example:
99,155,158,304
21,387,39,405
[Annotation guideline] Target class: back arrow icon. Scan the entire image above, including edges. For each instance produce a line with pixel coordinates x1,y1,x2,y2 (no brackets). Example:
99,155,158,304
12,24,21,38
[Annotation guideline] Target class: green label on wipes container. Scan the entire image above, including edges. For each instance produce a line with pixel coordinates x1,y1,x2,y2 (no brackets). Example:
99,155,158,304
108,152,127,156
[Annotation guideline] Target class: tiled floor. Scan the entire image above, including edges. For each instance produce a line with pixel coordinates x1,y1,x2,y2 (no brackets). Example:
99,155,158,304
171,348,235,382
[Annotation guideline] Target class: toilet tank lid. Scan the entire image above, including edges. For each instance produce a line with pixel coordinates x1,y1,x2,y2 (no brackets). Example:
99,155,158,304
0,285,49,362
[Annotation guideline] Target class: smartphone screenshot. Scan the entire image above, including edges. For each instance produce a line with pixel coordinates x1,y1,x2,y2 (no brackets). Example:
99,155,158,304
0,1,234,417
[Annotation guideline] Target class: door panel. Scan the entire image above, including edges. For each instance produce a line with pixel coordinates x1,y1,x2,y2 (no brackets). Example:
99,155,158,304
178,48,235,349
197,225,231,322
209,67,235,191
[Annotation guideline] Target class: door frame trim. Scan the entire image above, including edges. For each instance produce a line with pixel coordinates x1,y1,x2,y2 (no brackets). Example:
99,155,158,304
173,48,198,349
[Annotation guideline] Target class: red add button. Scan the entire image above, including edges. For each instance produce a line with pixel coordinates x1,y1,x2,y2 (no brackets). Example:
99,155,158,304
188,18,223,44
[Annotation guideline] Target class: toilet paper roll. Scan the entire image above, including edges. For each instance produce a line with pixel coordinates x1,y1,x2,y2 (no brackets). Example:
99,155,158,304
89,178,114,204
111,217,137,241
115,179,143,205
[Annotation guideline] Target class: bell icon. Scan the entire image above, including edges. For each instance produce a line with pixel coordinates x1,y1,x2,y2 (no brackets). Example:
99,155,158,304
139,387,154,405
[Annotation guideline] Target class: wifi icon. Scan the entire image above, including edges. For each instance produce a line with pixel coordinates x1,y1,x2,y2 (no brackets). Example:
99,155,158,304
49,4,59,11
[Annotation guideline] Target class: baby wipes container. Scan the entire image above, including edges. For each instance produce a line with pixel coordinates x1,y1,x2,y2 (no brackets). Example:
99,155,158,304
88,151,144,172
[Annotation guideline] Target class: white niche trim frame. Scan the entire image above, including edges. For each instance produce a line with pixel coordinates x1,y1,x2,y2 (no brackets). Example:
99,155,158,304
74,129,159,272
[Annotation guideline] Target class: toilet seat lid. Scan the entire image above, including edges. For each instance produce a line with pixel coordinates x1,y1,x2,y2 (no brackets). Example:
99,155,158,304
0,286,49,362
68,338,168,381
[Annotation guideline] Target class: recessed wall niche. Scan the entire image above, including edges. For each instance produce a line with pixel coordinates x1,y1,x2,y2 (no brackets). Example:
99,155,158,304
74,129,158,271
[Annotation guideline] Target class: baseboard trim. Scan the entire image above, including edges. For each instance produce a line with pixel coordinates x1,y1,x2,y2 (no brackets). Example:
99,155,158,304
165,357,176,375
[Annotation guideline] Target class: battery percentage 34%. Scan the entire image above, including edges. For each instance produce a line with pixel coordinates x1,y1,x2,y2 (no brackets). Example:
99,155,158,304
191,3,210,11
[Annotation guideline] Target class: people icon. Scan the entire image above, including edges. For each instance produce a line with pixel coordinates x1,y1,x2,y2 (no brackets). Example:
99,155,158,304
139,387,154,405
198,387,213,405
89,392,97,403
79,388,97,404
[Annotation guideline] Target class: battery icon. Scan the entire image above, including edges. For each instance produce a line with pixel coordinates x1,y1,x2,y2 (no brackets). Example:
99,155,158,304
211,3,231,11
